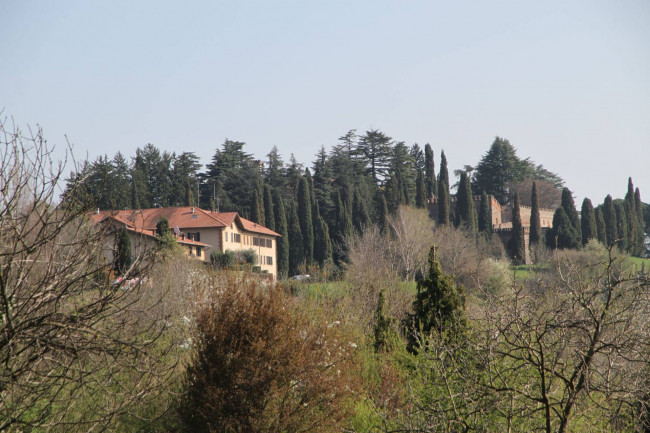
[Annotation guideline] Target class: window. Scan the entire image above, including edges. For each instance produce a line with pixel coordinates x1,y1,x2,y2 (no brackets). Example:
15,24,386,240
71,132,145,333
263,256,273,265
253,237,260,246
188,232,200,242
266,239,272,248
233,233,241,243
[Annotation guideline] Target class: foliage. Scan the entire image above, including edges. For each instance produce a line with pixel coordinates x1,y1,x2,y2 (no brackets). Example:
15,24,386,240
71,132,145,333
180,277,358,433
114,226,132,274
454,171,477,233
546,207,580,250
210,250,235,269
529,181,542,246
273,190,290,279
478,190,492,236
509,192,526,264
580,197,597,246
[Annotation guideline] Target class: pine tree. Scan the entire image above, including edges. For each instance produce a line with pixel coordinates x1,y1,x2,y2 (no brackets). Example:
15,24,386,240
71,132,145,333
529,182,542,247
288,201,304,276
415,169,426,209
580,198,597,246
408,246,466,353
437,180,450,226
424,144,436,199
509,193,526,264
595,207,607,245
184,180,194,206
454,172,477,233
297,176,314,266
114,227,132,274
273,190,290,279
603,195,618,247
263,185,275,231
561,188,581,245
478,191,492,236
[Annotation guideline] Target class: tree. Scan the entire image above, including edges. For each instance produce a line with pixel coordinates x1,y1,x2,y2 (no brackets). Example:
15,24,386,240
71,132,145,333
250,181,265,225
529,182,542,247
374,190,388,234
352,188,370,233
424,143,436,199
297,176,314,266
603,194,618,247
384,172,403,215
595,207,607,245
114,226,132,274
415,169,426,209
438,150,450,202
263,184,275,231
373,289,393,353
156,216,179,252
288,201,304,276
0,119,176,431
478,191,492,236
546,207,580,250
437,180,450,226
615,201,630,252
355,129,393,183
273,190,290,279
408,245,466,353
509,192,526,264
180,278,357,432
580,198,597,246
454,171,477,233
560,187,581,245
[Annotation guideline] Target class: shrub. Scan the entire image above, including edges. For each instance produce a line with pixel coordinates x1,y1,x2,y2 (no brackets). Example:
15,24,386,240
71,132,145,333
180,278,358,432
210,250,235,269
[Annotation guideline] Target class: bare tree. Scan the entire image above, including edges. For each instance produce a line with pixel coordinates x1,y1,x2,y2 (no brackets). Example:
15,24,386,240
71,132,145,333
0,118,177,431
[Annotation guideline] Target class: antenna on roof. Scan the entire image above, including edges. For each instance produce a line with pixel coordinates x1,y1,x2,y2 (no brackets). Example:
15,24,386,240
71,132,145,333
173,225,181,236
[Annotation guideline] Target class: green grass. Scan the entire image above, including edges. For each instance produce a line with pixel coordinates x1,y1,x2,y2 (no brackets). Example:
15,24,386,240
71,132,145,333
627,256,650,272
511,263,551,280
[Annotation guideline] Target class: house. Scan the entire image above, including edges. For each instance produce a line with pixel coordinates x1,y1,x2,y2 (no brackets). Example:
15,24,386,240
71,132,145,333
90,206,281,280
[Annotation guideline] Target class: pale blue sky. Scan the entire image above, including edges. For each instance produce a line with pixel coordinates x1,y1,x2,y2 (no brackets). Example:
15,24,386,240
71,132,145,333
1,1,649,204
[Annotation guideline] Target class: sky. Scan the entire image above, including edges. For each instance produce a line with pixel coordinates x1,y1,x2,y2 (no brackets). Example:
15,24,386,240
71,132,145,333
1,0,649,204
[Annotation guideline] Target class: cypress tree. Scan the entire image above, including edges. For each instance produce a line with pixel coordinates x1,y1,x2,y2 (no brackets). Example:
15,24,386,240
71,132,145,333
313,212,332,267
529,182,542,247
603,195,618,247
625,178,638,254
438,151,449,201
547,207,579,250
437,180,450,226
424,144,436,199
375,190,388,234
287,201,304,276
251,181,264,225
263,185,275,231
561,188,581,245
273,190,290,279
130,176,140,209
478,191,492,236
408,246,466,353
184,180,194,206
635,187,645,254
509,192,526,264
415,169,426,209
595,207,607,245
352,189,370,234
297,176,314,266
580,198,597,246
454,172,477,233
114,227,132,274
616,201,630,252
384,173,402,215
374,289,393,353
334,190,354,266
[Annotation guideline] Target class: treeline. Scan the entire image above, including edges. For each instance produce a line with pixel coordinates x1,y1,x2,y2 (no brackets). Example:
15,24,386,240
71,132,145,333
66,132,648,276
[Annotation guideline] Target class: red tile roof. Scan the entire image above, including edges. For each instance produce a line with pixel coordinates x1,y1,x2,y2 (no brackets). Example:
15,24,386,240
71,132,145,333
89,206,280,237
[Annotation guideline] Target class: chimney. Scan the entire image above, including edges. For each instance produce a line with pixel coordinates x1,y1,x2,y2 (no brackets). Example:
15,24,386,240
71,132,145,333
191,207,195,214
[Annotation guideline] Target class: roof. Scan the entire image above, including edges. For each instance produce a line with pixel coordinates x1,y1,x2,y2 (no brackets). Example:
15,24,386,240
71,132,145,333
89,206,280,237
106,219,211,248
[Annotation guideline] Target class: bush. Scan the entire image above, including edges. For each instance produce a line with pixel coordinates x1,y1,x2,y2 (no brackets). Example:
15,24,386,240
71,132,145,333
236,248,257,265
210,250,235,269
180,277,358,432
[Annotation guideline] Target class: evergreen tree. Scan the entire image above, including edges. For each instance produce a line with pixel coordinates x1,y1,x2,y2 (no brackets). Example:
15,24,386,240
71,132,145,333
408,246,466,353
355,129,393,183
546,207,580,250
424,144,436,199
273,190,290,279
529,182,542,247
384,173,403,215
603,195,618,247
334,190,354,266
114,227,132,274
561,188,581,245
287,201,304,276
264,145,286,191
595,207,607,245
438,150,450,202
184,180,194,206
352,189,370,233
415,169,426,209
625,178,638,254
478,191,492,236
156,217,178,251
635,187,645,254
374,289,393,353
509,192,526,264
454,171,477,233
313,210,332,267
263,185,275,231
250,181,265,225
580,198,597,246
130,174,140,210
374,190,388,234
297,176,314,266
616,201,630,252
437,180,450,226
